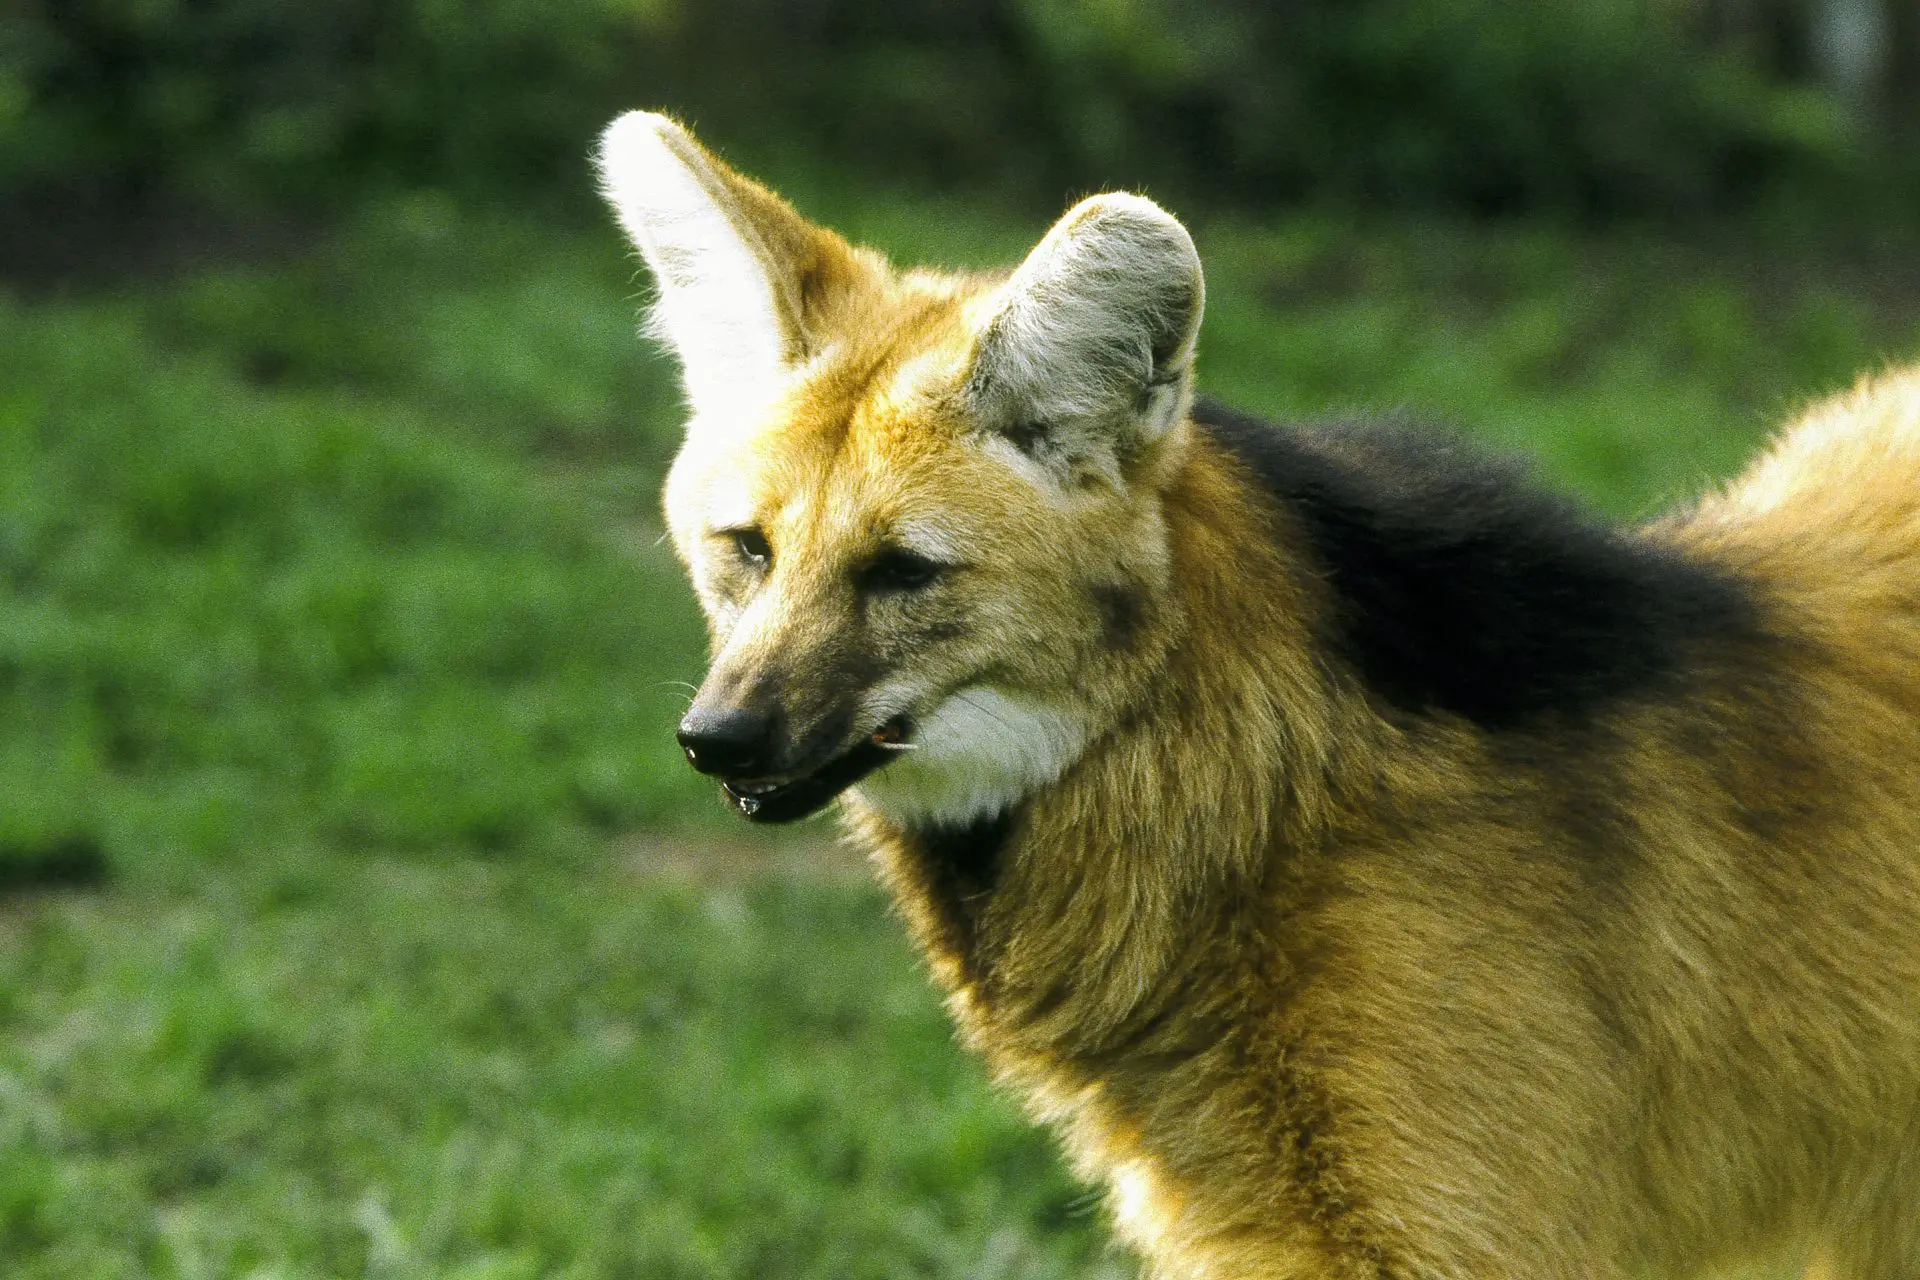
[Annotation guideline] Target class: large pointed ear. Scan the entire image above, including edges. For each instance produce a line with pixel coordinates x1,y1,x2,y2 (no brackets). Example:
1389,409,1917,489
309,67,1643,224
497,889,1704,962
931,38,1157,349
966,193,1204,483
595,111,861,422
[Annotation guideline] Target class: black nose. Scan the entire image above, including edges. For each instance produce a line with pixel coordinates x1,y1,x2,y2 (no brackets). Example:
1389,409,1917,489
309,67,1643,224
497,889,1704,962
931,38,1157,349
677,706,776,776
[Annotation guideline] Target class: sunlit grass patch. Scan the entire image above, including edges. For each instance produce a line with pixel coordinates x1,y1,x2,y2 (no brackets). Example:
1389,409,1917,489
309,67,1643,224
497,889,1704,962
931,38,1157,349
0,289,713,880
0,851,1122,1278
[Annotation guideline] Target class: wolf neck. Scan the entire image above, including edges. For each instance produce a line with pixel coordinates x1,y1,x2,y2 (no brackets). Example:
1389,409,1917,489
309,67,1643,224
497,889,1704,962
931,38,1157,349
859,403,1765,1066
850,430,1360,1060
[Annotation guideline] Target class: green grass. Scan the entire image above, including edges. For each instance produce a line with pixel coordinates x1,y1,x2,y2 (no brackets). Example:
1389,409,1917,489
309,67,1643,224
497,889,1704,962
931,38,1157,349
0,847,1125,1278
1,186,1914,1274
0,217,711,883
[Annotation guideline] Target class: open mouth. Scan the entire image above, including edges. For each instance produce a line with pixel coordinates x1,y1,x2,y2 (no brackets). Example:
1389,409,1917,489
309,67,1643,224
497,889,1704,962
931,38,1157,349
717,716,912,823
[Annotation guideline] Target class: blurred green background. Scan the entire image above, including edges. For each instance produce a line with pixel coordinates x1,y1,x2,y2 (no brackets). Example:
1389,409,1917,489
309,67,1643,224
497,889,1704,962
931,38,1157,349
3,2,1918,1275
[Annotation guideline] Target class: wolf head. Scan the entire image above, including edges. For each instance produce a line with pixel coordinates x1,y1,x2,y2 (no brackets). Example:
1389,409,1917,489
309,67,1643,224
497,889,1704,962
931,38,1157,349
597,112,1205,829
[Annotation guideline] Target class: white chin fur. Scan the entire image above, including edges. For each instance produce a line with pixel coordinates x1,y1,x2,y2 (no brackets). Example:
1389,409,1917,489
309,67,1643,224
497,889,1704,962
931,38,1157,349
855,688,1088,829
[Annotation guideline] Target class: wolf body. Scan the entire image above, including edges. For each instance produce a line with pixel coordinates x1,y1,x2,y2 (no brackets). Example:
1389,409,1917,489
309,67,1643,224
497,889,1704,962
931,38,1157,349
597,112,1920,1279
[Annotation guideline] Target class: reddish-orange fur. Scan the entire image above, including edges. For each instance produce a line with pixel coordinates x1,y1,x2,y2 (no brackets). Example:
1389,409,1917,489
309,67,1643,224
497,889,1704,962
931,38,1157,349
600,113,1920,1278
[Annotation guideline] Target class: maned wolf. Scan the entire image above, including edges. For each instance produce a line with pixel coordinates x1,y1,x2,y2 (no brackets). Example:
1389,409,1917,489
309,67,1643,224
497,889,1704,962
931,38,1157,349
596,111,1920,1279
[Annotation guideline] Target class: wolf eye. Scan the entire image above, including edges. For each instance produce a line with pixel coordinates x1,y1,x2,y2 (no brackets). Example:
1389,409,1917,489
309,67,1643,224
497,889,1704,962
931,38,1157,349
860,548,946,593
727,527,771,571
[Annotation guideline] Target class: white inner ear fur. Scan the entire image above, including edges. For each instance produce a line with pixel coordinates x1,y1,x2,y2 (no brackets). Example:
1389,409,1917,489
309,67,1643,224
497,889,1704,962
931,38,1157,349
595,111,787,423
854,688,1089,828
970,193,1204,454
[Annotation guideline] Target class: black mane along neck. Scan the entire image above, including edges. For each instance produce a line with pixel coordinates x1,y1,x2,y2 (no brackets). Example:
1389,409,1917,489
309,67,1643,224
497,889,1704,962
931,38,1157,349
1192,398,1757,730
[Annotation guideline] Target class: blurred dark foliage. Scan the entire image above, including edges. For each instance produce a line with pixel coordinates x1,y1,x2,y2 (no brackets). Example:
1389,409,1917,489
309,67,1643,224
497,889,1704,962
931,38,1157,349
4,0,1918,228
